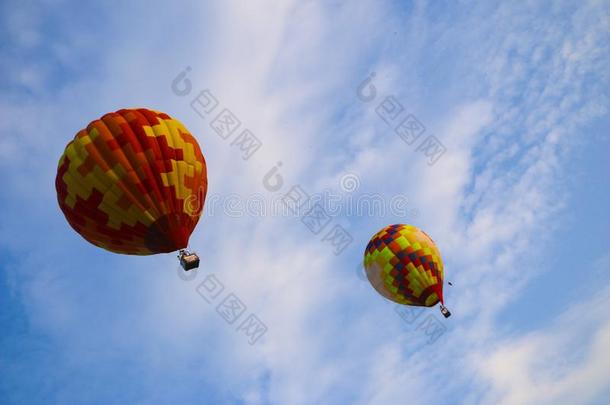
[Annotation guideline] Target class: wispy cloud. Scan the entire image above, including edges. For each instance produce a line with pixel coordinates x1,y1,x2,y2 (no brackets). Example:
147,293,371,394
476,280,610,405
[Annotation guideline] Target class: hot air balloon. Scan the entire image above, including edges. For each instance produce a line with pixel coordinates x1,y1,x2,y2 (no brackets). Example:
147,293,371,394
55,108,207,270
364,224,451,317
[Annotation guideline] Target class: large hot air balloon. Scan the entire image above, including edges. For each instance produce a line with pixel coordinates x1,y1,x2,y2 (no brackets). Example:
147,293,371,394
55,108,207,270
364,224,451,317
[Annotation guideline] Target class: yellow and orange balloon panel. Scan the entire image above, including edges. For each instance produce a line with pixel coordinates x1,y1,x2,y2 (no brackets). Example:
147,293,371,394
55,108,207,255
364,224,450,316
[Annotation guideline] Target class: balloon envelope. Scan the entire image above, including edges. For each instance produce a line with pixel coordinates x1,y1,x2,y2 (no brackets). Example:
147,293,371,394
55,108,207,255
364,224,445,306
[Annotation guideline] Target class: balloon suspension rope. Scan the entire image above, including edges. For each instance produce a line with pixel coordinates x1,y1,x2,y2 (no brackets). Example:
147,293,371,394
439,282,453,318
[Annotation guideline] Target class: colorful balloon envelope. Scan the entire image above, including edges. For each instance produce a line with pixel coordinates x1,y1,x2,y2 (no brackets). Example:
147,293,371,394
55,108,207,256
364,224,450,316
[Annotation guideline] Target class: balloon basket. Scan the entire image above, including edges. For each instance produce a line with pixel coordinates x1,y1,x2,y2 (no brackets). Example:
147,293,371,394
178,249,200,271
440,305,451,318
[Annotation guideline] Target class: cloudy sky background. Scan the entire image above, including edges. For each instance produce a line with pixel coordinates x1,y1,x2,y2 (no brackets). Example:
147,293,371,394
1,0,610,404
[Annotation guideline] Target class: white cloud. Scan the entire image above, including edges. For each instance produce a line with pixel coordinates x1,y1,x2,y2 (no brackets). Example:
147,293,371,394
476,282,610,405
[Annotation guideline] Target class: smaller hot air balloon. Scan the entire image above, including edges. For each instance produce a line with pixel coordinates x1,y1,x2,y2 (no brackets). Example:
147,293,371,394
364,224,451,318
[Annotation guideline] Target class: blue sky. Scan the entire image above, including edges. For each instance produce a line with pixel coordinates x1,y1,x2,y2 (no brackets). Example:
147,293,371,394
1,0,610,404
